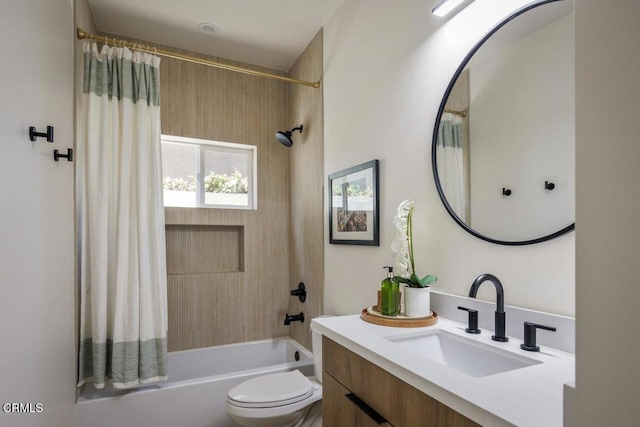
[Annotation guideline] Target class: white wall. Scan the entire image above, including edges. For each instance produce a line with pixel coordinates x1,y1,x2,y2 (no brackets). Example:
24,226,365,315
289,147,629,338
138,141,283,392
323,0,575,317
0,1,76,426
575,0,640,424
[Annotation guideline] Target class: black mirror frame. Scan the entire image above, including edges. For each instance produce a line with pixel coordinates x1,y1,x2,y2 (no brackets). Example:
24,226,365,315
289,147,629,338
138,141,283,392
431,0,574,246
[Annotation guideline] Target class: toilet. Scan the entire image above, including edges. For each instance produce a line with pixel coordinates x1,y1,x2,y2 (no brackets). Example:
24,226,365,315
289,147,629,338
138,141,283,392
225,320,326,427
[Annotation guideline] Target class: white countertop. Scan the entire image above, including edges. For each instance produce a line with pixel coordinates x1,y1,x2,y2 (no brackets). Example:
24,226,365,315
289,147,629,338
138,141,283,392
312,314,575,427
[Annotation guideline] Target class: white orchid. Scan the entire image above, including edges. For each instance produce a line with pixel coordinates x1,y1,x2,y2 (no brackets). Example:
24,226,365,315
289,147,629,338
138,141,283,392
391,198,437,288
391,198,412,277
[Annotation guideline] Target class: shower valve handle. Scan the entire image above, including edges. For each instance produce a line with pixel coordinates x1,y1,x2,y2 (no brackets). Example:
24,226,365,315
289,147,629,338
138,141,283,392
290,282,306,303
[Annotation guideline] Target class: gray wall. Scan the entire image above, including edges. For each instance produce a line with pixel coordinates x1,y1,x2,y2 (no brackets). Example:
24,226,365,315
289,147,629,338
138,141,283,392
575,0,640,424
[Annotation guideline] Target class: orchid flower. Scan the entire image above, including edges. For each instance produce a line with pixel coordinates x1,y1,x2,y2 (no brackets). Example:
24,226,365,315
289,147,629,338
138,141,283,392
391,198,437,288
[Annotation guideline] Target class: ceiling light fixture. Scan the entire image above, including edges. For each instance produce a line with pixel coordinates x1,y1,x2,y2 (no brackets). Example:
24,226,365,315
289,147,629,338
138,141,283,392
198,23,219,35
432,0,474,17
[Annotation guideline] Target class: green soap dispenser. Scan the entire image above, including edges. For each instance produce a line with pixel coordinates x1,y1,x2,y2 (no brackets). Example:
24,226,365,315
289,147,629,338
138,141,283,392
380,266,400,316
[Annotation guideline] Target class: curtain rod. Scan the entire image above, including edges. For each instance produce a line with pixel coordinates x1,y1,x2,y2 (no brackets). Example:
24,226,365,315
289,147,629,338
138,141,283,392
76,29,321,90
444,108,468,117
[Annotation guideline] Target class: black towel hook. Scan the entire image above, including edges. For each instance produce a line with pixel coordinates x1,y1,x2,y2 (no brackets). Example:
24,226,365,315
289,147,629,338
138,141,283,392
502,188,512,196
54,149,73,162
545,181,555,191
29,126,54,143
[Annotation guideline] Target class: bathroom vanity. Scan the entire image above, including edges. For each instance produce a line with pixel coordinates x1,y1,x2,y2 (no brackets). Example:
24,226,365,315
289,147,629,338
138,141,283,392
323,336,479,426
313,315,574,427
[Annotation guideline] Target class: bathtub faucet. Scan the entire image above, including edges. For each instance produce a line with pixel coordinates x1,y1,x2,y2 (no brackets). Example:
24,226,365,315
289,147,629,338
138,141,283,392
284,312,305,325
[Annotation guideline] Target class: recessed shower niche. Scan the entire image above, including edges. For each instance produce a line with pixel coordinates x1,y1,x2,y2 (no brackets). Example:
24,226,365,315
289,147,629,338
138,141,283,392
165,224,245,274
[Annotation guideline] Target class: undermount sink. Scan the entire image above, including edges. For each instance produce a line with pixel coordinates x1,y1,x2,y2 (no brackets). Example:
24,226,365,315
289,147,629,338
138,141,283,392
386,330,541,377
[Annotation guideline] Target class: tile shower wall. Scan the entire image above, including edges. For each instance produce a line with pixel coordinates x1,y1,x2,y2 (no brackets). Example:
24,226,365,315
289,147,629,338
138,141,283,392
158,45,292,351
94,31,324,352
287,31,324,350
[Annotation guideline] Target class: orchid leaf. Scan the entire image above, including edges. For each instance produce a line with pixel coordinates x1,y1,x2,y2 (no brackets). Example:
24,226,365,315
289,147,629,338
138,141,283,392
410,272,421,287
418,275,437,287
393,276,412,285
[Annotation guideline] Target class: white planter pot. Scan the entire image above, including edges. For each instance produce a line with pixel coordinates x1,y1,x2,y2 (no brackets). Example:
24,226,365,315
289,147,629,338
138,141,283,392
404,286,431,317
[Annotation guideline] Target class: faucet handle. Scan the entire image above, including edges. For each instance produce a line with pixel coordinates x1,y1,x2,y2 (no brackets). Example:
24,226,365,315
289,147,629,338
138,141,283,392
457,306,481,334
520,322,557,352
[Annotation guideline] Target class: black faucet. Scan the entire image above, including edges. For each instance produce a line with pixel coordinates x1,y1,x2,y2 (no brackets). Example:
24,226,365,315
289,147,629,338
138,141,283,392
284,312,304,325
457,306,481,334
468,274,508,342
520,322,556,352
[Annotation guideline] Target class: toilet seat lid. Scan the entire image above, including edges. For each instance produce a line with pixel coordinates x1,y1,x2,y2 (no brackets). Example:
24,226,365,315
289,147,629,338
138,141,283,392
227,370,314,408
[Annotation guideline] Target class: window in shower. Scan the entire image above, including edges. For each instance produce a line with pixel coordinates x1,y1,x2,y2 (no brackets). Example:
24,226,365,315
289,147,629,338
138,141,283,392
161,135,257,209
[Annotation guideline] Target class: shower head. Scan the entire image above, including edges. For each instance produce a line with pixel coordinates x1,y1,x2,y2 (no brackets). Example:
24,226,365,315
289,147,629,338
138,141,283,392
276,125,303,147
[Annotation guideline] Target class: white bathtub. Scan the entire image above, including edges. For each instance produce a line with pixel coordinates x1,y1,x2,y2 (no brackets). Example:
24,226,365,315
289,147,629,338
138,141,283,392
74,337,314,427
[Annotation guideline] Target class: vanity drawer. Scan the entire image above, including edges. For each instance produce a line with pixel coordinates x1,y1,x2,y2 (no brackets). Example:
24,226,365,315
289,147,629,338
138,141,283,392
323,336,480,427
323,371,394,426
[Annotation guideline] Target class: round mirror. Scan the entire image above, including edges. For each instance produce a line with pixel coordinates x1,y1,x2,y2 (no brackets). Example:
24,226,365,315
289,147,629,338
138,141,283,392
432,0,574,245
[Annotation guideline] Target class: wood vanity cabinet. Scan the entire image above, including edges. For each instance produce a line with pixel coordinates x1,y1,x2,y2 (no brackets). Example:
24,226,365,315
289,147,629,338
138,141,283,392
323,336,481,427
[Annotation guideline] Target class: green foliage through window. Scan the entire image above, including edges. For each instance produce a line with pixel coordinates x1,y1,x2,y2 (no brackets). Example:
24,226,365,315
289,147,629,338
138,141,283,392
163,169,248,194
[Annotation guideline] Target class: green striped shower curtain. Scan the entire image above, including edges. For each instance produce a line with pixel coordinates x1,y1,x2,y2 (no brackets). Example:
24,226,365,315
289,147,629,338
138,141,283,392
77,40,168,389
436,112,467,223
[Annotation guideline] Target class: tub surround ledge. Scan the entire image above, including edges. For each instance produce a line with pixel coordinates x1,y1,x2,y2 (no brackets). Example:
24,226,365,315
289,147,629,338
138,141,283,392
312,314,574,427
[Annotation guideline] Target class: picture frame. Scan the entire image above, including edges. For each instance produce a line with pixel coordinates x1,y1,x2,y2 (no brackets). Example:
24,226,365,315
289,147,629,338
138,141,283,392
328,159,379,246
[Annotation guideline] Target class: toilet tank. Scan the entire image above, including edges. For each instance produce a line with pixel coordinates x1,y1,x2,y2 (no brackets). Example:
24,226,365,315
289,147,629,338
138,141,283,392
310,315,333,384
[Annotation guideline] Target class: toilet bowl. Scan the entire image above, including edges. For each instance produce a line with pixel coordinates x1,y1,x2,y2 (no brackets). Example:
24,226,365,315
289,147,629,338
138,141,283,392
226,370,322,427
225,317,328,427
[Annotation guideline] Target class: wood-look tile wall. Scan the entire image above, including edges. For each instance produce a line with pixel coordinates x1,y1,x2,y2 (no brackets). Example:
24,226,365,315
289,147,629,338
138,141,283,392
165,225,244,274
158,46,292,351
98,31,324,352
288,31,324,350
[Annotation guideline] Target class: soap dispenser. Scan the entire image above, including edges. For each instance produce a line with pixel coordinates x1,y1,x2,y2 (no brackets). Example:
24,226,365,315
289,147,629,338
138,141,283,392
380,266,400,316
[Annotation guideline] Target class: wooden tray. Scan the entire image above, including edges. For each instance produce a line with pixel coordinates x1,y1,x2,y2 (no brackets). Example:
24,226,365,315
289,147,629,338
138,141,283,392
361,307,438,328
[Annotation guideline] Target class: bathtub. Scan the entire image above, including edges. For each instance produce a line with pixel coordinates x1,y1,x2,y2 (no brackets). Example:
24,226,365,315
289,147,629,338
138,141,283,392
74,337,314,427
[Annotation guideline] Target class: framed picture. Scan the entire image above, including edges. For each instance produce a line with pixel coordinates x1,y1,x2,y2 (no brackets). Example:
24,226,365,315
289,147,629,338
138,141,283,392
328,160,379,246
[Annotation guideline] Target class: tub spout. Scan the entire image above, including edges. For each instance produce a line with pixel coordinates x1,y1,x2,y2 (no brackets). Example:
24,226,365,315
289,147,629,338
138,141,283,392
284,312,304,325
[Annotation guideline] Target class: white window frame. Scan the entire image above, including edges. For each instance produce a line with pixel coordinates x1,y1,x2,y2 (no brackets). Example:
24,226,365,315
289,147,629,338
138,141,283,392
161,134,257,210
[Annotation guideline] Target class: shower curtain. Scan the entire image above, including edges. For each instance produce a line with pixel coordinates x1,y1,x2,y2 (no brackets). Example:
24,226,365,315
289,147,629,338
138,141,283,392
437,112,468,222
77,41,168,389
